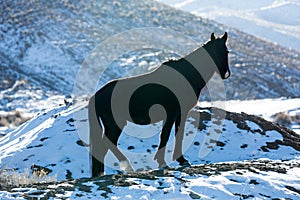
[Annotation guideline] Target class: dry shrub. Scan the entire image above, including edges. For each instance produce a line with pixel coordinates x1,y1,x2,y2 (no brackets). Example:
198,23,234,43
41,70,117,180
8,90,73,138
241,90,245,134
273,112,300,127
0,167,57,188
273,112,292,126
0,110,31,128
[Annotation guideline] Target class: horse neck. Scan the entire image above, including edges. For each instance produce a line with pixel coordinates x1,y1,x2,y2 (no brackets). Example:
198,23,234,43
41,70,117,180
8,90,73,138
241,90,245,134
184,46,216,83
167,46,216,98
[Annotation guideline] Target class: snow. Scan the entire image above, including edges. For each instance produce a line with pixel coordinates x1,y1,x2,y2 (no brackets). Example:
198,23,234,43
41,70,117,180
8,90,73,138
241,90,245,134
199,98,300,134
1,0,300,199
2,164,300,199
157,0,300,51
200,97,300,118
1,98,300,199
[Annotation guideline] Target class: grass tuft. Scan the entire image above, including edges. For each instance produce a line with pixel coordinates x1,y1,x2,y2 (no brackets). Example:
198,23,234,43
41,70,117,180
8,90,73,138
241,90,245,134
0,168,57,188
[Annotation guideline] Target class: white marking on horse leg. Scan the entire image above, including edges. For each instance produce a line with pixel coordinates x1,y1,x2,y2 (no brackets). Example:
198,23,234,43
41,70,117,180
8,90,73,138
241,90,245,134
224,70,230,79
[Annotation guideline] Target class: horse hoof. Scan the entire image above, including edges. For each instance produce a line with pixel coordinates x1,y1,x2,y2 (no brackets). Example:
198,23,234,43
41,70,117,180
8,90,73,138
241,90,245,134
120,160,134,173
180,161,191,167
176,156,190,167
158,162,170,170
159,165,170,170
157,165,170,174
177,157,191,167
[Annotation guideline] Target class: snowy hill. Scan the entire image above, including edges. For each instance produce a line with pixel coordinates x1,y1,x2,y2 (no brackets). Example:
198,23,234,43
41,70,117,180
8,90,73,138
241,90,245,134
1,0,300,117
1,0,300,199
0,100,299,199
157,0,300,51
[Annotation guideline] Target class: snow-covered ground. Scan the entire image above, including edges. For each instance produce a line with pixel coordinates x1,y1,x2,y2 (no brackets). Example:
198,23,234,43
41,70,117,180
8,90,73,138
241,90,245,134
200,98,300,134
157,0,300,51
1,98,298,179
0,99,299,199
1,0,300,199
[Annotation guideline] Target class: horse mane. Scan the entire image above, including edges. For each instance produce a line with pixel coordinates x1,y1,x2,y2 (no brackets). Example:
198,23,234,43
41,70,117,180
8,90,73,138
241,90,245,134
162,39,212,66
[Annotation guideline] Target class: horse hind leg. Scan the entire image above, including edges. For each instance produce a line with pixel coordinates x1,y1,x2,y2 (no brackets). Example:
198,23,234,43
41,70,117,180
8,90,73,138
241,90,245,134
88,95,107,177
90,138,108,177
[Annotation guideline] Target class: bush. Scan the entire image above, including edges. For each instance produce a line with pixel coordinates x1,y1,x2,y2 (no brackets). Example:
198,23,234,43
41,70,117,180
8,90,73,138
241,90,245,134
0,167,57,188
273,112,292,126
0,110,31,128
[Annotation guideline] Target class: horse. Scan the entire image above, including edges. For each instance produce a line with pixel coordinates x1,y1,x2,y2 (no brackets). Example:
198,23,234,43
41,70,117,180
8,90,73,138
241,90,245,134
88,32,231,177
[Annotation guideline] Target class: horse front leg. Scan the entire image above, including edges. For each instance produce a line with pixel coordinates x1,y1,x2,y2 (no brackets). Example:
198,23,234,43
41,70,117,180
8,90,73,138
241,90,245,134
104,128,134,173
154,120,174,169
173,114,190,166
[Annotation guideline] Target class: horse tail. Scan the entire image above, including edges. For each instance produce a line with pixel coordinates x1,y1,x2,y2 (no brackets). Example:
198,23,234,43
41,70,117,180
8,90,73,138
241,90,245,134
88,94,104,177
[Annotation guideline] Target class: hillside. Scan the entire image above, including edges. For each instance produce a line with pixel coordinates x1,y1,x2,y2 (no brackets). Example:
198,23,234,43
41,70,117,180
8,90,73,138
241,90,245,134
0,102,299,199
158,0,300,51
1,0,300,116
1,0,300,199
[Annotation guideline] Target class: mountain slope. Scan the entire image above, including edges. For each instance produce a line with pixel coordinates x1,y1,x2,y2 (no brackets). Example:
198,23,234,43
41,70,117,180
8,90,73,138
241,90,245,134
0,100,299,199
1,160,300,199
1,0,299,110
1,1,300,199
157,0,300,51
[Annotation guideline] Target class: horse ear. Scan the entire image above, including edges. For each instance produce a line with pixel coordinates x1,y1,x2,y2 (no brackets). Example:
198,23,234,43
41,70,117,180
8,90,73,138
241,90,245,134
210,33,216,41
222,32,228,42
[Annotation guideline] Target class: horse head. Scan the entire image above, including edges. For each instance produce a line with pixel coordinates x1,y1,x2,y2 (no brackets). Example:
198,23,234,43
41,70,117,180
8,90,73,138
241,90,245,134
204,32,231,79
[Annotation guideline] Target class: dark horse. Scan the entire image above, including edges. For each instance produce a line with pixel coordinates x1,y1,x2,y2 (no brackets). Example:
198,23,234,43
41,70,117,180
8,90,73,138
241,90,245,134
89,32,230,177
